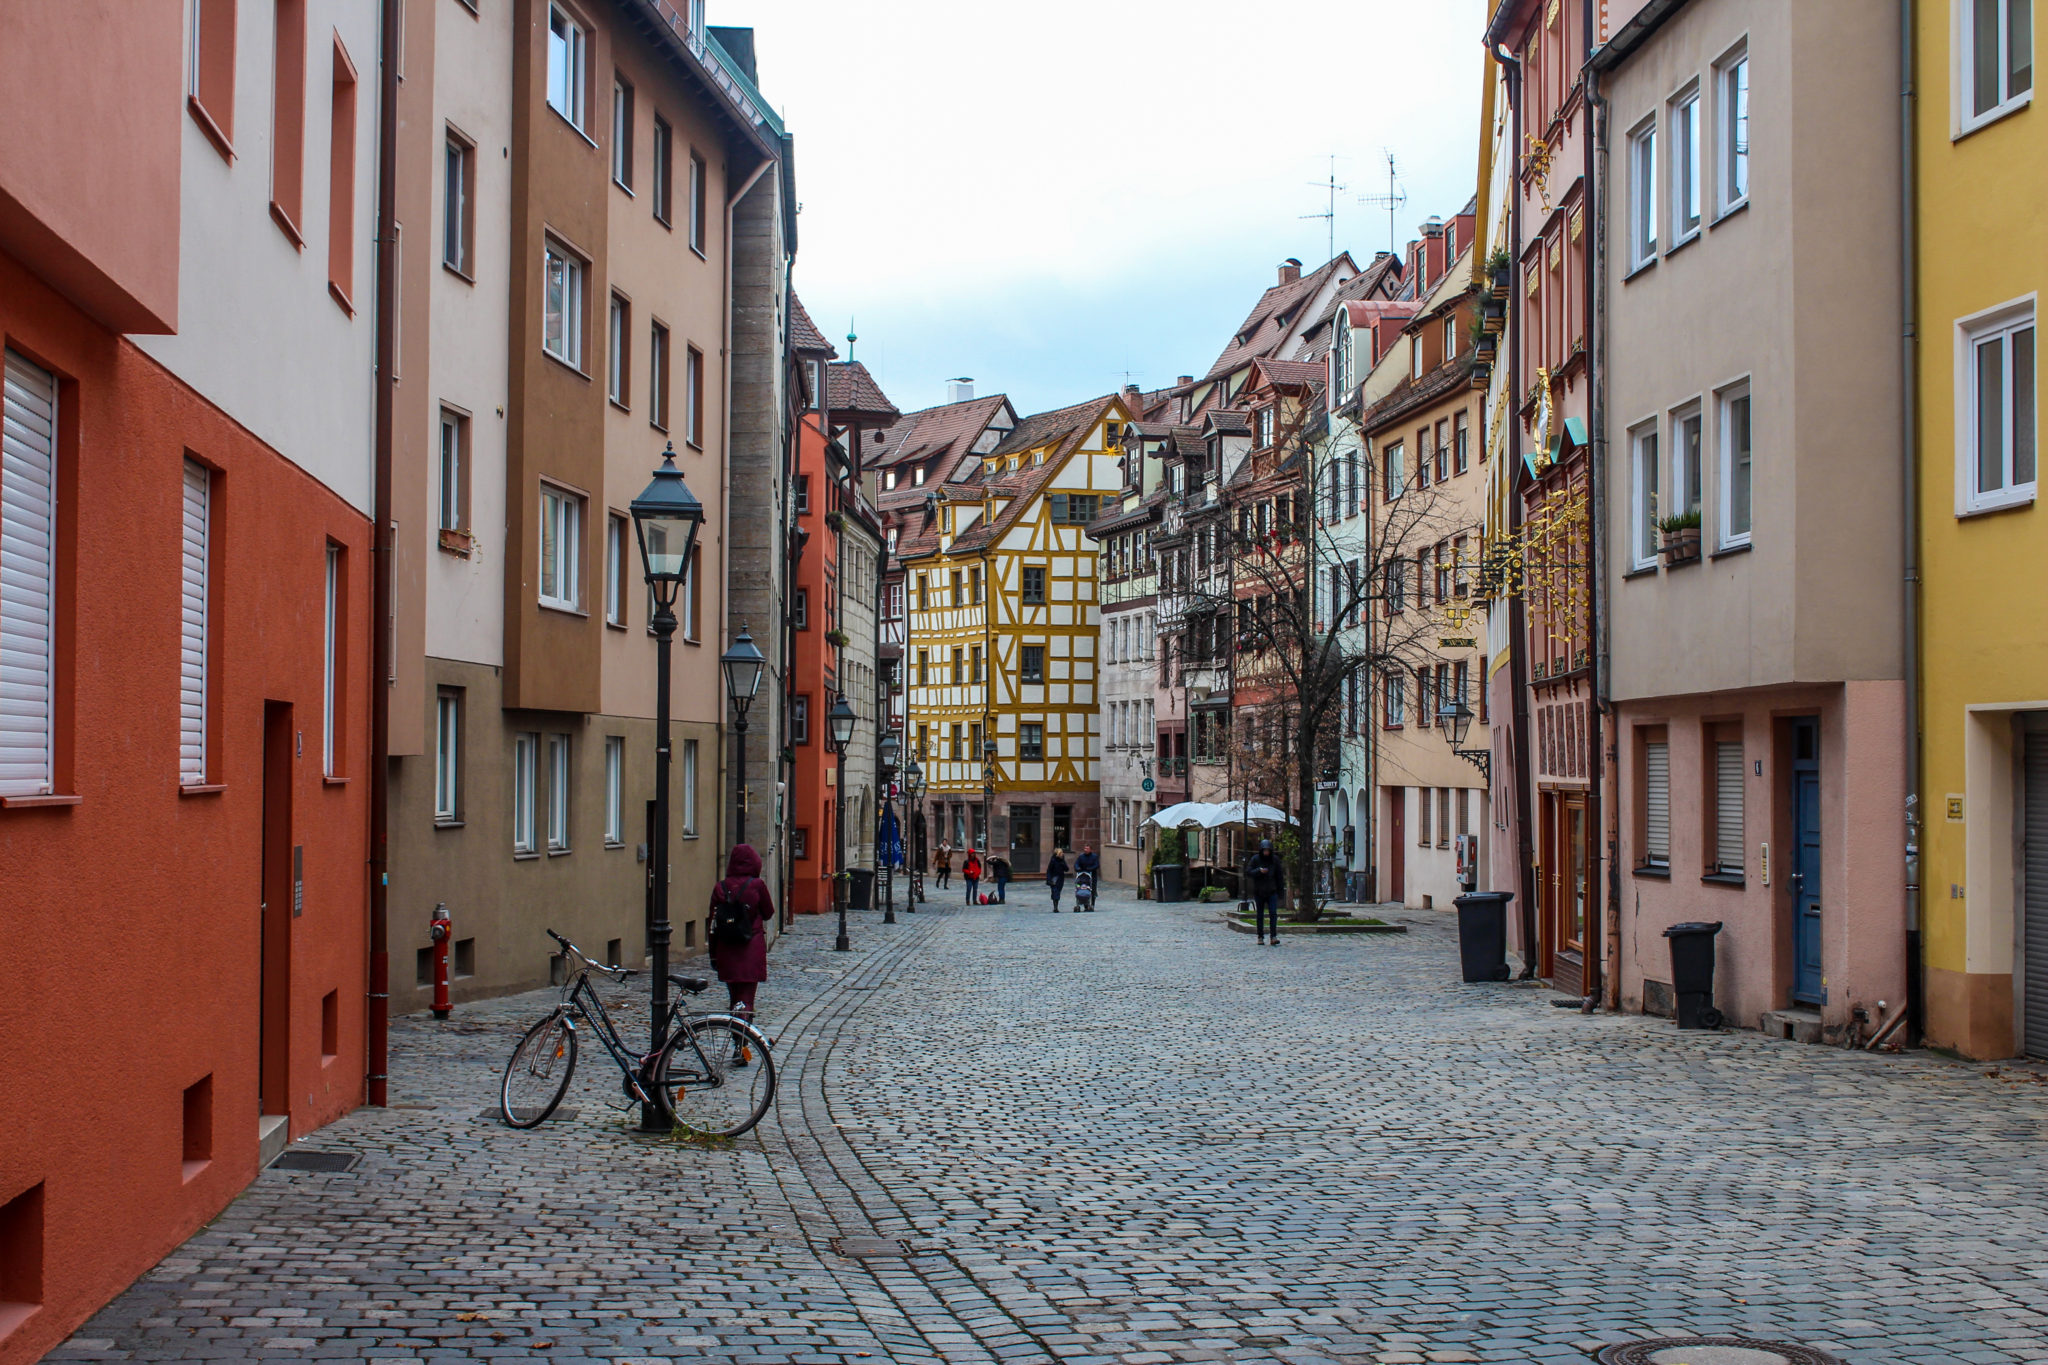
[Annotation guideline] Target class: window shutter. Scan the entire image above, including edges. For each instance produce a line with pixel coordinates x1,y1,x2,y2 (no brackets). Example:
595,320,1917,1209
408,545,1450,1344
1643,741,1670,864
1715,741,1744,871
180,460,210,784
0,351,58,796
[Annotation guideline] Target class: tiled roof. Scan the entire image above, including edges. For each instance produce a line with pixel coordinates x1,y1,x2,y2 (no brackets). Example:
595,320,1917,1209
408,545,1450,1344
1202,254,1357,381
1357,354,1478,433
868,393,1013,481
1305,252,1404,334
826,361,899,421
950,394,1124,554
1202,410,1251,437
789,293,838,358
1249,358,1325,390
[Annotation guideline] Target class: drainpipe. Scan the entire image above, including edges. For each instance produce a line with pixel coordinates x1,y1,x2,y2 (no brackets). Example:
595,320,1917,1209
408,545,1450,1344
1584,0,1616,1011
1899,0,1924,1041
365,0,401,1107
1495,42,1541,978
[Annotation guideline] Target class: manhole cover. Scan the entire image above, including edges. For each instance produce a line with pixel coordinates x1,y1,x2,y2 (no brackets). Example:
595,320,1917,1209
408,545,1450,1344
270,1150,359,1173
830,1235,907,1258
1596,1338,1844,1365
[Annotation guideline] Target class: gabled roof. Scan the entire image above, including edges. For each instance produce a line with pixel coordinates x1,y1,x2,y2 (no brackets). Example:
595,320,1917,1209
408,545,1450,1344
1356,354,1479,434
868,393,1013,477
1245,358,1325,393
1202,409,1251,437
826,361,899,422
788,293,838,358
1306,252,1405,335
943,394,1127,556
1203,254,1358,381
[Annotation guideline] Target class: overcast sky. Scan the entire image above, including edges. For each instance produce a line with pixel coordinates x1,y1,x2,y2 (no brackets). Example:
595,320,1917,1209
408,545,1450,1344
738,0,1490,418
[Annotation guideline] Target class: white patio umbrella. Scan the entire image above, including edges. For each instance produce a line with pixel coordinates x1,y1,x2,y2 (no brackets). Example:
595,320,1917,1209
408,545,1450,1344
1201,800,1292,828
1147,801,1217,828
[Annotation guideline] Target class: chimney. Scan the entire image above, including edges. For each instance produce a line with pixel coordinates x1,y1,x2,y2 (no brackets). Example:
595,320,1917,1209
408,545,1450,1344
1122,383,1141,401
1177,374,1193,387
1278,258,1302,285
946,377,974,403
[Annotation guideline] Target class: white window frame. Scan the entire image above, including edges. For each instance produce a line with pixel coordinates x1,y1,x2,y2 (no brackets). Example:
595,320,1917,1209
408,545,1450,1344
322,544,340,776
1643,739,1671,868
1630,420,1660,571
603,735,623,845
1385,440,1405,499
1955,0,2035,136
1628,116,1659,270
443,134,472,273
513,732,538,852
688,151,706,255
682,736,698,835
1717,379,1754,548
546,4,588,130
1715,42,1750,215
546,733,571,852
0,350,58,797
610,77,632,189
179,459,210,786
435,691,461,821
1669,84,1702,246
1955,295,2038,515
1669,401,1704,521
542,236,585,368
605,512,625,626
539,483,584,612
438,408,465,533
607,293,627,405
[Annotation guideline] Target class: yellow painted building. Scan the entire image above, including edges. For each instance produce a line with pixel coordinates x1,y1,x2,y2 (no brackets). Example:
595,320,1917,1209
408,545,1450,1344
1917,0,2044,1058
901,394,1134,876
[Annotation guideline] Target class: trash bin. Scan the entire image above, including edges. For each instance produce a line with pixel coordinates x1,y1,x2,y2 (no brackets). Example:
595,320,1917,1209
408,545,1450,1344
849,869,874,910
1663,920,1724,1029
1453,891,1514,983
1152,863,1184,902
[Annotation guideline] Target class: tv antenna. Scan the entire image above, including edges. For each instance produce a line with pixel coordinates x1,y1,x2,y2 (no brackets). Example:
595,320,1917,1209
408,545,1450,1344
1357,152,1408,257
1300,154,1347,262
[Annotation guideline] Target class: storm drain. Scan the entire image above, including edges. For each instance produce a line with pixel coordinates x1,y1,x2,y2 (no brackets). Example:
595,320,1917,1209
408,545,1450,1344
1595,1338,1845,1365
829,1235,907,1258
270,1150,359,1174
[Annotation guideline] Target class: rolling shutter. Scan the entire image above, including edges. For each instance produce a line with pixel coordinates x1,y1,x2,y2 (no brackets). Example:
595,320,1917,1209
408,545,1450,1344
0,350,58,796
1715,741,1745,872
1643,741,1670,864
180,459,210,784
2022,734,2048,1057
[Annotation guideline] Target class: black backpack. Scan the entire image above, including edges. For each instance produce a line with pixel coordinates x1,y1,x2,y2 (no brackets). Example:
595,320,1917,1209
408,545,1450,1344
708,878,758,948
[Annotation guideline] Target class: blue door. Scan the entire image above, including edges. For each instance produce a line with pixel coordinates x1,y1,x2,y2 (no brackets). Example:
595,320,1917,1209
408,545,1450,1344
1791,718,1824,1005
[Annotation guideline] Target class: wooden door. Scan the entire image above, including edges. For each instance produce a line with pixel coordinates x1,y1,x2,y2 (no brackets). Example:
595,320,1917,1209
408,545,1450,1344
1386,788,1405,903
1543,792,1588,996
259,702,295,1118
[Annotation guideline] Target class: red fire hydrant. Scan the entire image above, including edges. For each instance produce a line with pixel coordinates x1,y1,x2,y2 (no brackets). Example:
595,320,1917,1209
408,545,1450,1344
430,902,452,1020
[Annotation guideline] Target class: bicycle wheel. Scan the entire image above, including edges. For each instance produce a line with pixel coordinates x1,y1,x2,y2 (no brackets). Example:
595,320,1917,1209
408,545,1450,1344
653,1013,775,1138
501,1013,577,1127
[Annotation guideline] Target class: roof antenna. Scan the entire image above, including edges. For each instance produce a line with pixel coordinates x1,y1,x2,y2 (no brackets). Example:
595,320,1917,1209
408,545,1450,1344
1300,153,1346,263
1357,151,1407,258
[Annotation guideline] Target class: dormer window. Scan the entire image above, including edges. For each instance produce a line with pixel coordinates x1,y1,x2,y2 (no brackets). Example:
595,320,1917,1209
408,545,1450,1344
885,468,898,490
913,466,926,486
1413,343,1425,381
1105,420,1122,446
1444,316,1457,361
1255,407,1274,449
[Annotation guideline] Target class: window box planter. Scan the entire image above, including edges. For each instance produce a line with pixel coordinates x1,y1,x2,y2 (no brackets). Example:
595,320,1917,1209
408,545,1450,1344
1659,525,1701,565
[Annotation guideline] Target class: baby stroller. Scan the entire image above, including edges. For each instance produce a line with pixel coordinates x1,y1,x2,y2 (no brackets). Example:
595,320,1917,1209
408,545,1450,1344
1073,871,1096,912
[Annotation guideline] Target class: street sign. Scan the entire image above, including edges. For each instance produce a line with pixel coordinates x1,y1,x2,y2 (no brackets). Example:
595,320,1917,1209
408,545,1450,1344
1439,636,1475,648
1141,778,1155,792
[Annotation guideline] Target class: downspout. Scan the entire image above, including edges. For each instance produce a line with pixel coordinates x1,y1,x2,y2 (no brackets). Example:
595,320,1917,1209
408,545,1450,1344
719,154,773,887
1900,0,1924,1041
1497,43,1542,978
1583,0,1614,1010
365,0,401,1107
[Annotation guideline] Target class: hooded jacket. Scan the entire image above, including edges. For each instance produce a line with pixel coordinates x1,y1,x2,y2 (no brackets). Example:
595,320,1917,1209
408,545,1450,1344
708,843,774,983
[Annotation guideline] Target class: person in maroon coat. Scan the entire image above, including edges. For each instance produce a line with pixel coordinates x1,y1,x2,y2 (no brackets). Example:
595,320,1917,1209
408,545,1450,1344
708,843,774,1026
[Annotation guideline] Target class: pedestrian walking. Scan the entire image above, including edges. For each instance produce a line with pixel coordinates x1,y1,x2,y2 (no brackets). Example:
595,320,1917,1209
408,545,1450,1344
1242,838,1286,946
1046,849,1070,911
962,850,983,905
1073,845,1100,912
708,843,776,1065
935,845,952,890
990,853,1012,903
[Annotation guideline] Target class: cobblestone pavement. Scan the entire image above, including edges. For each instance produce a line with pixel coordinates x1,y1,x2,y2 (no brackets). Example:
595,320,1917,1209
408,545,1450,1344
54,885,2048,1364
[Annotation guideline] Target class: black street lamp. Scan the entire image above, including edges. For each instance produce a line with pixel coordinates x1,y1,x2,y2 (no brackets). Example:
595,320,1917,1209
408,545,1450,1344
628,442,705,1134
903,758,925,910
719,627,767,846
878,731,900,924
828,693,858,952
1436,695,1490,782
981,737,998,860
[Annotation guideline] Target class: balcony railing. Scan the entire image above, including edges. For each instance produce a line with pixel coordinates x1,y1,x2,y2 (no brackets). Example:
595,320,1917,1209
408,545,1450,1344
645,2,786,140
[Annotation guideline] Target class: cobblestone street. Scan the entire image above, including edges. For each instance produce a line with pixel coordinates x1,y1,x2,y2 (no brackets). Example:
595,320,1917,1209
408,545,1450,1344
55,885,2048,1365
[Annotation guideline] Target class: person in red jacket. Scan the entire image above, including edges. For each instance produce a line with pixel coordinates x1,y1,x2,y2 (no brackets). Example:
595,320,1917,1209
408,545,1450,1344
962,850,983,905
708,844,775,1058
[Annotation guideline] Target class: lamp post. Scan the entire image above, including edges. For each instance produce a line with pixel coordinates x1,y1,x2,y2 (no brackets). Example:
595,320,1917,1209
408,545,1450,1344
628,442,705,1134
981,737,998,861
879,731,900,924
828,693,858,951
903,758,925,910
720,628,767,846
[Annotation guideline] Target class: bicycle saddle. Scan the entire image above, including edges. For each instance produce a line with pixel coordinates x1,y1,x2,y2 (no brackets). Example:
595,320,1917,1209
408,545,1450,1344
669,975,710,994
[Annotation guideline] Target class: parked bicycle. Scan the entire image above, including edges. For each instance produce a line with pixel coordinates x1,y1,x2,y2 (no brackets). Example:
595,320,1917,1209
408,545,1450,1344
499,928,776,1138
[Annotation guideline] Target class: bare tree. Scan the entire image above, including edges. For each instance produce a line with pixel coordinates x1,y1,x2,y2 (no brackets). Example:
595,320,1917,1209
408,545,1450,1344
1173,389,1478,919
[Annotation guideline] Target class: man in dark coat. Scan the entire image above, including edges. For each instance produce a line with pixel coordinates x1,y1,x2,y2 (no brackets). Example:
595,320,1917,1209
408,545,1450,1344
1242,838,1286,946
1045,849,1070,911
709,843,775,1035
1073,845,1101,911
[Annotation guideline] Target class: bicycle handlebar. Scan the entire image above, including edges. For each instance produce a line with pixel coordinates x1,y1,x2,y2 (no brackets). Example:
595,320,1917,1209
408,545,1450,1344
544,928,635,979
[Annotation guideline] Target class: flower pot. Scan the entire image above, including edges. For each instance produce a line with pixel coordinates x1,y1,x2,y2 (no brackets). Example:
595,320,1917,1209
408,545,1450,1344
1660,527,1701,564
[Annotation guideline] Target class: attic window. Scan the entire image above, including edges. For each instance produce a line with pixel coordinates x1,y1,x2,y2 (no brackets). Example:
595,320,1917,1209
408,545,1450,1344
913,466,926,486
885,469,898,489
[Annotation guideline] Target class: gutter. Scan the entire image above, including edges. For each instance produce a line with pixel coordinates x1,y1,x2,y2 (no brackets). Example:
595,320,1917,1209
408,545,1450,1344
1900,0,1924,1041
1584,0,1616,1010
365,0,401,1107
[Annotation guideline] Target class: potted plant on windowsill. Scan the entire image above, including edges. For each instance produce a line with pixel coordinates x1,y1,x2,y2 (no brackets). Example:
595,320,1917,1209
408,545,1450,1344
1487,247,1512,297
1658,509,1702,564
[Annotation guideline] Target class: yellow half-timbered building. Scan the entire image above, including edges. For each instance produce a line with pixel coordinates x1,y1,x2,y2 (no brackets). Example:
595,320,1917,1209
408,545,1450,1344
900,393,1136,878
